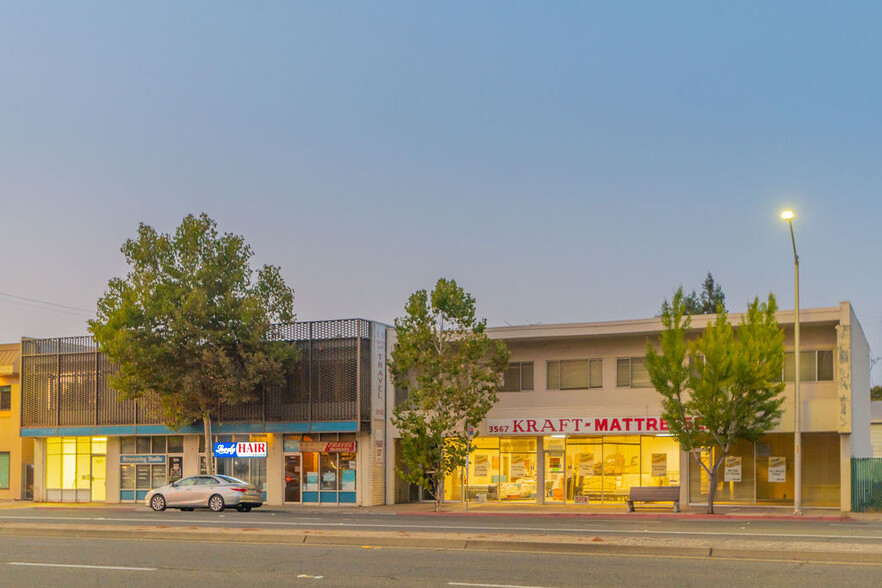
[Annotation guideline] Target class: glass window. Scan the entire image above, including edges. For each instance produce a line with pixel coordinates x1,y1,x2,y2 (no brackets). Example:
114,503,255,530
817,350,834,381
167,436,184,453
320,453,338,490
560,360,589,389
0,386,10,411
0,452,9,489
136,437,151,454
303,452,319,491
120,437,136,455
589,360,603,388
546,361,560,389
151,464,166,489
152,437,166,454
120,464,135,490
502,362,534,392
177,477,197,487
91,437,107,455
136,465,151,490
631,358,651,388
616,359,630,387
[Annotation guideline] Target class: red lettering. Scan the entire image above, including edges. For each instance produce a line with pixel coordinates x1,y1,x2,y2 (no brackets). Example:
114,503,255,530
646,418,658,431
572,418,583,432
609,419,622,432
594,418,609,432
634,418,645,431
526,420,538,433
513,420,525,433
623,418,633,430
558,419,568,432
541,419,555,432
660,419,669,431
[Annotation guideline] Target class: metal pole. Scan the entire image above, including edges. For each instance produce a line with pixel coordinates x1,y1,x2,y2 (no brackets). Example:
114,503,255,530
789,219,802,516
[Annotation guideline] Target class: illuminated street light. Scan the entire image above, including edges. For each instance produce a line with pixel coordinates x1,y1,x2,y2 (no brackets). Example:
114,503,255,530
781,209,801,515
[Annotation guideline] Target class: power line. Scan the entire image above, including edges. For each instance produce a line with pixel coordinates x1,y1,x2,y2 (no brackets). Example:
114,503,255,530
0,291,93,315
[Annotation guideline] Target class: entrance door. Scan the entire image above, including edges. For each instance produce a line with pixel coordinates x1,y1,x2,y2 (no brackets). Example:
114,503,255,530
90,456,106,502
285,455,302,503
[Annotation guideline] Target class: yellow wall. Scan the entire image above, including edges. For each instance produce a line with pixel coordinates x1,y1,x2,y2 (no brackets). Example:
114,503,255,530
0,343,30,500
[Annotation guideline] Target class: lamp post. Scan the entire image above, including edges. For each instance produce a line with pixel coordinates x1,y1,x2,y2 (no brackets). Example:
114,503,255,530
780,210,801,515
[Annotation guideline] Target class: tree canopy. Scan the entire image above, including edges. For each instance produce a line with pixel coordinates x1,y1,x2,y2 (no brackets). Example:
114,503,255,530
389,278,509,511
88,213,296,473
682,272,727,315
645,287,785,513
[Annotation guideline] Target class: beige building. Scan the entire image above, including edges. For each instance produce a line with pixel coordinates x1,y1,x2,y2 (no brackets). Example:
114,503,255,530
0,343,33,501
387,302,872,511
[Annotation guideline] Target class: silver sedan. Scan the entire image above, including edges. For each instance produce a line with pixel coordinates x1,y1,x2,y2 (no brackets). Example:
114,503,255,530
145,475,264,512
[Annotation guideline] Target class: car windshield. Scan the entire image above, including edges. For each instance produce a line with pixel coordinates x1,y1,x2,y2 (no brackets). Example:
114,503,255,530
216,475,249,485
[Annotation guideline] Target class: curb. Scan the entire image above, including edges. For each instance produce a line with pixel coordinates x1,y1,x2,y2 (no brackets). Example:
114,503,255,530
2,523,880,564
398,511,854,522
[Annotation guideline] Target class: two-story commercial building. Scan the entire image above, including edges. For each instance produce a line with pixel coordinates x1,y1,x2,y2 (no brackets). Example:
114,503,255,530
387,302,873,511
0,343,33,501
19,319,390,506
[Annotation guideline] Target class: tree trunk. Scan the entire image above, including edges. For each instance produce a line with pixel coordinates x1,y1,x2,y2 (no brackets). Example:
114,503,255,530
203,413,214,475
435,475,443,513
706,454,726,515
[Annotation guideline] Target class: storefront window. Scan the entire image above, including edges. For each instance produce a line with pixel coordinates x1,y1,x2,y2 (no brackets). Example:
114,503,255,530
214,434,268,491
46,437,106,502
639,436,680,488
339,452,356,491
566,437,603,502
303,452,319,491
320,453,338,490
499,437,537,502
802,433,839,507
756,433,795,505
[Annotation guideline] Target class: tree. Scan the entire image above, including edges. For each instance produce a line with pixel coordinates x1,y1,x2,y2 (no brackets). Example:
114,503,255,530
389,278,509,512
872,385,882,401
682,272,727,315
89,213,296,474
645,287,785,514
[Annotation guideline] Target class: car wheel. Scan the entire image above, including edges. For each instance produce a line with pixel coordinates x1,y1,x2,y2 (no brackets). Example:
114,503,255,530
208,494,225,512
236,504,252,512
180,507,194,512
150,494,166,512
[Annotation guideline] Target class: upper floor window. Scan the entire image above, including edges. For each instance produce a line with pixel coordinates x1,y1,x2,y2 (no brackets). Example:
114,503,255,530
0,385,10,411
780,350,834,382
502,362,534,392
546,359,602,390
616,357,651,388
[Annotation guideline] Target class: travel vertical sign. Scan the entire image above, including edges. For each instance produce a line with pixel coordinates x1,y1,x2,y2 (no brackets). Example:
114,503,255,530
372,323,387,466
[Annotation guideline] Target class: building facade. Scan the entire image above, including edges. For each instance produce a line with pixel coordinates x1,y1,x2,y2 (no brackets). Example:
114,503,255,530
20,320,389,506
386,302,873,510
0,343,33,501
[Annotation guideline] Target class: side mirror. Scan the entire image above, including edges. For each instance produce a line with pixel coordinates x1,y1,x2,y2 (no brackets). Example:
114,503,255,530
170,481,178,488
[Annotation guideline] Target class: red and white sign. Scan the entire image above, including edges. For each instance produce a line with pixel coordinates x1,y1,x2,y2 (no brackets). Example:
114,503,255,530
486,417,670,436
298,441,357,453
236,442,268,457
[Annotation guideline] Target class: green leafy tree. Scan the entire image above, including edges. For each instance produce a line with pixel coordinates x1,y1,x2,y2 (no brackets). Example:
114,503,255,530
646,287,785,514
683,272,727,315
389,278,509,512
88,213,296,474
872,385,882,401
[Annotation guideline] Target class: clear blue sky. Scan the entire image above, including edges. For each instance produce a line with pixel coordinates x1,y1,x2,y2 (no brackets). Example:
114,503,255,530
2,2,880,383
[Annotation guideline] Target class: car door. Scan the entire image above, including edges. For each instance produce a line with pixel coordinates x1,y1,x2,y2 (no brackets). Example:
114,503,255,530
165,476,197,507
192,476,220,505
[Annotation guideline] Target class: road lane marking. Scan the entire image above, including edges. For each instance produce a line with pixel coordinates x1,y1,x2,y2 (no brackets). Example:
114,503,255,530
8,562,155,571
1,514,881,542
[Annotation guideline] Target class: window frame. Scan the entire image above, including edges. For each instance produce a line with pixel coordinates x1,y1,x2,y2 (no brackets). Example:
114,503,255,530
546,359,602,390
0,452,9,489
780,349,835,382
0,385,10,411
616,357,651,388
501,361,535,392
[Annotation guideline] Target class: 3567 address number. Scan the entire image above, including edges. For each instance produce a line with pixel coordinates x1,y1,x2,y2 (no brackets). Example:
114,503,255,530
488,425,509,433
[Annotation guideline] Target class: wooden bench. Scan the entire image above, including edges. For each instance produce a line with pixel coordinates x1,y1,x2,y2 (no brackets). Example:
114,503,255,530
627,486,681,512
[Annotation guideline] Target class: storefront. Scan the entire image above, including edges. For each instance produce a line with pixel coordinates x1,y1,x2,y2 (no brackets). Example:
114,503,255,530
443,417,680,504
282,435,357,504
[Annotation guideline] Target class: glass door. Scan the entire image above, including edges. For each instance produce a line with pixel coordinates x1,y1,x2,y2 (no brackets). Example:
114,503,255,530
543,437,566,503
90,456,106,502
285,455,302,503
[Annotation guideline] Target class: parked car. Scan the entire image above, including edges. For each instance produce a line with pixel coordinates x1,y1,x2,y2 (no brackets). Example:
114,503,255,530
145,475,263,512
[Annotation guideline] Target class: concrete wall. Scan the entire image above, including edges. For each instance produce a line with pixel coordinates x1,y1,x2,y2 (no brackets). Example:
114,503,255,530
845,302,873,457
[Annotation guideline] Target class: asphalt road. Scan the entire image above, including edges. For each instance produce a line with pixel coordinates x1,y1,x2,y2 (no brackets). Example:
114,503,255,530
2,506,882,545
2,535,882,588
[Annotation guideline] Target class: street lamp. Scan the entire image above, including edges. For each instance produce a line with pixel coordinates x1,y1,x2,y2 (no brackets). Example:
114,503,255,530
780,209,801,515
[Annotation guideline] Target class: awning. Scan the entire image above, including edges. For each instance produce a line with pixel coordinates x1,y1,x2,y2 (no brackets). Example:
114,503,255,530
0,348,20,375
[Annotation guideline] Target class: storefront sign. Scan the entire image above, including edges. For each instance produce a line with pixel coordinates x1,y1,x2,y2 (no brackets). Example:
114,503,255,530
573,495,589,504
487,416,669,435
724,456,742,482
120,454,166,464
651,453,667,477
474,454,489,477
372,324,387,420
285,441,356,453
511,456,527,477
213,442,268,458
768,457,786,483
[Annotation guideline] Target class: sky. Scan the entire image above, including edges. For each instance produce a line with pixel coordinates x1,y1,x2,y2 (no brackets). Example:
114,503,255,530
1,2,880,383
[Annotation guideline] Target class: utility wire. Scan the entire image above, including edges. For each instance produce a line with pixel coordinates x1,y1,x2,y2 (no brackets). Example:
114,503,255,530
0,291,94,316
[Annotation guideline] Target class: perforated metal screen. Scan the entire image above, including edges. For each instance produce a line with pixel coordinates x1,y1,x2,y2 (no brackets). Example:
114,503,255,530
20,319,374,429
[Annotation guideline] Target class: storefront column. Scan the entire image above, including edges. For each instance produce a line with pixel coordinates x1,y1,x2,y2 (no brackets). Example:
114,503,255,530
266,433,283,506
33,439,45,502
182,436,200,478
105,437,121,504
679,448,690,506
840,434,851,512
536,437,545,505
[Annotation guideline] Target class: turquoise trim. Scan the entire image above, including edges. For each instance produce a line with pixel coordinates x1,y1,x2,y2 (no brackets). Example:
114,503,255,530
215,423,265,434
96,426,136,436
339,492,357,504
311,421,358,432
135,490,149,501
135,424,202,435
265,422,310,433
302,491,319,503
21,428,58,437
320,492,338,503
120,490,136,501
58,427,95,436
